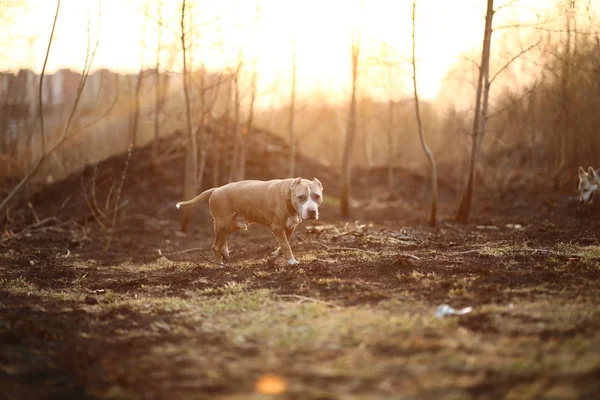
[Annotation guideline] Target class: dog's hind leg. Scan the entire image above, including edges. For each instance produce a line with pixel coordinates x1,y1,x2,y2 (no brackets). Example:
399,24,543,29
211,221,230,264
221,214,246,261
221,241,230,261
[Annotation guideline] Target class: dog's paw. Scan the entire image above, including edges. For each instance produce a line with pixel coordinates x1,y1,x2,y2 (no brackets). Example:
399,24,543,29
287,258,299,266
269,248,282,259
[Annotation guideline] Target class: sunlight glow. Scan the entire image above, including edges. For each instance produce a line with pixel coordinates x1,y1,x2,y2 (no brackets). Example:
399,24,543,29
1,0,597,105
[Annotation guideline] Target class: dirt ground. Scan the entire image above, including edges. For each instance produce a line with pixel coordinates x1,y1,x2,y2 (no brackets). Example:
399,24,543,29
1,133,600,399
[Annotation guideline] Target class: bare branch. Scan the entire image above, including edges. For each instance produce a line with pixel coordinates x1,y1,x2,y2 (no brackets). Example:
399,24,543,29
364,56,411,77
456,54,481,71
1,0,100,211
376,41,412,64
487,81,539,120
490,38,542,84
66,74,120,140
104,142,132,251
493,17,597,33
38,0,61,156
494,0,519,13
411,0,438,227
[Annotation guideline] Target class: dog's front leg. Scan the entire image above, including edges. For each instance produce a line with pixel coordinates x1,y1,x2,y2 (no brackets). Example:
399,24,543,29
271,226,298,265
269,227,295,260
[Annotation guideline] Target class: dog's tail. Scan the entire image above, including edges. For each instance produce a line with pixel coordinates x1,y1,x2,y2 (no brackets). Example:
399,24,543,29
175,188,216,209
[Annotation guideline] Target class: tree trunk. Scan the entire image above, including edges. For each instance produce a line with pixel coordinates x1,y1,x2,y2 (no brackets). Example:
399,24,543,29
214,125,222,187
197,66,208,188
151,0,162,167
555,4,573,188
224,79,232,181
455,0,494,224
179,0,197,232
340,30,360,218
229,74,242,182
241,60,257,181
411,0,438,227
38,0,61,158
289,34,297,178
387,99,394,190
129,71,143,148
130,2,148,149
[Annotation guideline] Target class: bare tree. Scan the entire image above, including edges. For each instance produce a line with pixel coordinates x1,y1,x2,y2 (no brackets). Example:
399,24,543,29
554,1,576,188
38,0,61,156
340,27,360,218
237,3,261,181
1,0,99,211
241,57,257,180
387,99,394,190
228,52,243,182
129,1,149,148
411,0,438,227
196,66,209,189
179,0,198,232
288,33,297,177
455,0,494,224
151,0,163,165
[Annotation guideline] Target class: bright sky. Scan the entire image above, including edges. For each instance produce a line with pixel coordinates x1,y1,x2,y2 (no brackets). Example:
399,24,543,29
0,0,596,105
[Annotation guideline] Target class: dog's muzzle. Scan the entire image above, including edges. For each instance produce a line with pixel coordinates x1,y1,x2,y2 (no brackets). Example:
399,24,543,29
306,209,318,220
581,192,595,204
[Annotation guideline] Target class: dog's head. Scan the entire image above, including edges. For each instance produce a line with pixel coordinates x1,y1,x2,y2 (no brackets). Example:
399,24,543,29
290,177,324,220
578,166,600,204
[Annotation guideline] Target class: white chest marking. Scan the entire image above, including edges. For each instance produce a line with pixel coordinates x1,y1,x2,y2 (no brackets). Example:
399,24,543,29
286,215,301,229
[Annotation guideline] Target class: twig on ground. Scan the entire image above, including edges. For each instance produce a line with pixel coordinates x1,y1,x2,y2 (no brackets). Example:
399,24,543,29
318,242,367,252
398,254,421,260
81,174,107,229
104,143,133,251
157,248,228,268
450,249,483,256
58,249,71,258
59,195,71,212
276,294,340,308
159,247,210,256
443,222,465,233
19,216,62,232
450,248,569,257
509,248,567,256
28,202,40,224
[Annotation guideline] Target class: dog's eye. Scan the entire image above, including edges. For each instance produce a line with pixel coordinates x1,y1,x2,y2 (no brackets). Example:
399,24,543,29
313,194,321,201
298,195,307,201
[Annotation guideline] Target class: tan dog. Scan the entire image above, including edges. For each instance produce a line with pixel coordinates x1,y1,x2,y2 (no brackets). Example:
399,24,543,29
176,177,324,265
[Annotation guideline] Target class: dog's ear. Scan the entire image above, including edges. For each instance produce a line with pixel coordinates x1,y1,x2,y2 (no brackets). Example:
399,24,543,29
588,166,596,177
579,166,588,180
591,167,600,180
292,177,302,186
313,177,322,190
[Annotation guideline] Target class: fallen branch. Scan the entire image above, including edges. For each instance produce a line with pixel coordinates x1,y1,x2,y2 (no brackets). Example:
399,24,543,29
27,202,40,224
450,248,569,257
276,294,340,308
159,247,210,256
157,248,228,268
317,242,368,252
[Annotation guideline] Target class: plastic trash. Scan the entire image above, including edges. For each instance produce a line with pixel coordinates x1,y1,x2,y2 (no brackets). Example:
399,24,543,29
435,304,473,319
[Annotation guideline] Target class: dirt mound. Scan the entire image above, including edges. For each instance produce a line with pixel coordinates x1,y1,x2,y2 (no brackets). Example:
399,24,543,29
5,126,339,225
4,121,457,229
